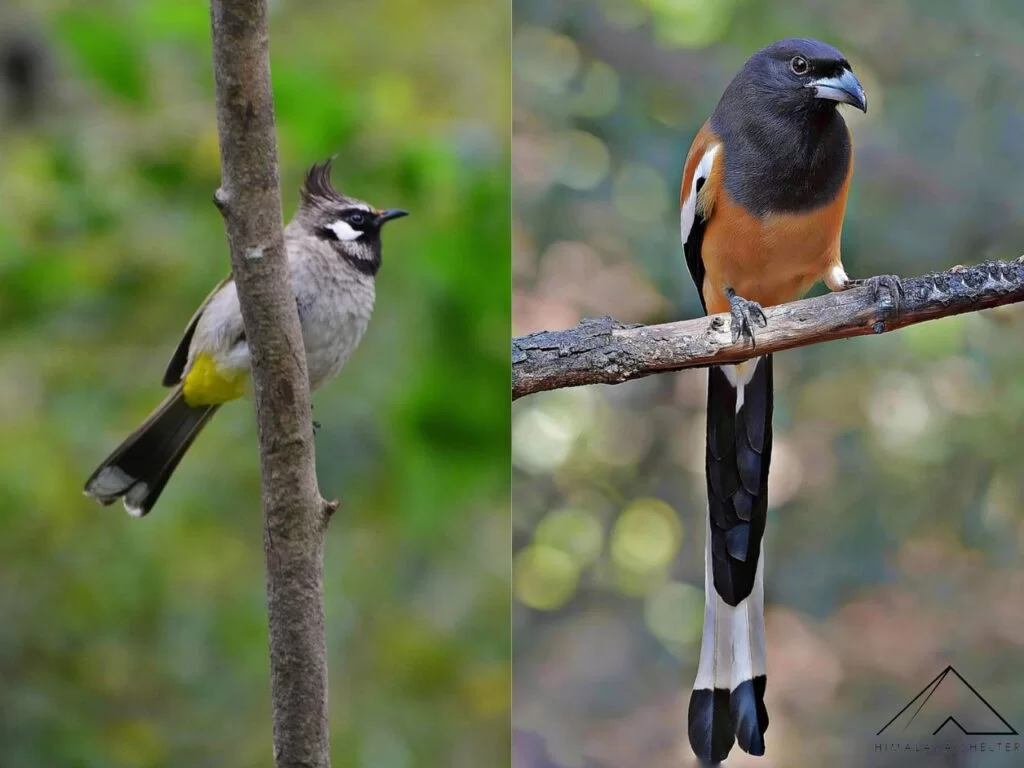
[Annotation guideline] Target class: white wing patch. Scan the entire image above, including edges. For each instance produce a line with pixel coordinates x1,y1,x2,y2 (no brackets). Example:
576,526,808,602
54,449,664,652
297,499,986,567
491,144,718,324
680,144,720,247
327,220,363,241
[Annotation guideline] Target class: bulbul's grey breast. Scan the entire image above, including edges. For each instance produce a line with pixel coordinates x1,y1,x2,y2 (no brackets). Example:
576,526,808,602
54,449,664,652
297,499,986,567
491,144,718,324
290,237,376,392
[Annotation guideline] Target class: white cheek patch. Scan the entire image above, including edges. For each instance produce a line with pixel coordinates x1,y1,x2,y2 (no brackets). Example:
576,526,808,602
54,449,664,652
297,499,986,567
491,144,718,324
327,220,362,242
680,143,720,247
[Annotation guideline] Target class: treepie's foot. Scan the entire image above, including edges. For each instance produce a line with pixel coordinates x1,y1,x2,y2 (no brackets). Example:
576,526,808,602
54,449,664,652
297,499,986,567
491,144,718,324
846,274,904,314
726,288,767,345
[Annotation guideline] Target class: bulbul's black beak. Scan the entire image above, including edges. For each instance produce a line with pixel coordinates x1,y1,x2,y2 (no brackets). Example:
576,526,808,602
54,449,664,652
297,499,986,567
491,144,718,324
807,68,867,112
375,209,409,226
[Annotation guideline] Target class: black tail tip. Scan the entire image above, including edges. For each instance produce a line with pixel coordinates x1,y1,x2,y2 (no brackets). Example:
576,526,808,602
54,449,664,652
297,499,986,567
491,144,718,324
688,687,734,765
730,676,769,757
689,678,769,763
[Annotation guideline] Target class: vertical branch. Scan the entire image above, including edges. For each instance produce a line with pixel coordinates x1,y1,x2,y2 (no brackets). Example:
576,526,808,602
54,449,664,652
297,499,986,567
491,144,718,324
209,2,332,767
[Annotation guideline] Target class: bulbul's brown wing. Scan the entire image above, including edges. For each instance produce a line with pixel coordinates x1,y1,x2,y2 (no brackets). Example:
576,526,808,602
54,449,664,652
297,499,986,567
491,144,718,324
161,273,235,386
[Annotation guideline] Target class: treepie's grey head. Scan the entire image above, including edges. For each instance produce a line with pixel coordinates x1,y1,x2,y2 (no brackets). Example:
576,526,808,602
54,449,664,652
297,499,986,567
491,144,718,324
296,157,408,277
728,38,867,117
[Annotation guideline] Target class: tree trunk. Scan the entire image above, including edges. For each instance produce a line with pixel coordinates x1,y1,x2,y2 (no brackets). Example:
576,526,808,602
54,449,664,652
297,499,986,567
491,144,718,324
209,2,334,766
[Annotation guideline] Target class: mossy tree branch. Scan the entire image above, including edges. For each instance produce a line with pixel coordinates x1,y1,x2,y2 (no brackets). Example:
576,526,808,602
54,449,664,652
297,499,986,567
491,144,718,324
513,260,1024,400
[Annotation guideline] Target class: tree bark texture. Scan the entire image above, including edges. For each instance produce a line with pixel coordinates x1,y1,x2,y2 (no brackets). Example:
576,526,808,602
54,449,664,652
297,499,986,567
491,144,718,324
209,2,332,766
513,260,1024,400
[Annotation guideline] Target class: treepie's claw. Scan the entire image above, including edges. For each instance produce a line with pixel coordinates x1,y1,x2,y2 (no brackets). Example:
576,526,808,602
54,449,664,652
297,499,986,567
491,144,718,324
848,274,904,314
726,289,767,345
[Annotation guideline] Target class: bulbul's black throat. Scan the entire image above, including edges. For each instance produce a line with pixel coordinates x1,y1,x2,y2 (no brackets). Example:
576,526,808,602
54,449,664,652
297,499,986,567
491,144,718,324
339,247,381,277
313,226,382,277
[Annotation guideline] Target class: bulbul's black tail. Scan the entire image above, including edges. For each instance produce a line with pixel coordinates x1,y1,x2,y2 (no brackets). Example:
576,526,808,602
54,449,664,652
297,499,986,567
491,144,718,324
84,386,218,517
689,355,772,765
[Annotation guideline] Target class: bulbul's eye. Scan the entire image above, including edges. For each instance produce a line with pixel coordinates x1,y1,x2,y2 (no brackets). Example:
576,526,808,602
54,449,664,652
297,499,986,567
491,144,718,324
790,56,808,75
347,211,366,226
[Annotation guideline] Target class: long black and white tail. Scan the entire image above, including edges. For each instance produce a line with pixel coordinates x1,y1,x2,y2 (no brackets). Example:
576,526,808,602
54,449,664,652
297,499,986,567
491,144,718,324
688,356,772,764
84,386,218,517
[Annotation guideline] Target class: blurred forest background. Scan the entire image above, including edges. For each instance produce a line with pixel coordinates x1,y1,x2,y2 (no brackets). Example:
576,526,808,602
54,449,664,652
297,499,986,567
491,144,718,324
0,1,508,767
513,1,1024,766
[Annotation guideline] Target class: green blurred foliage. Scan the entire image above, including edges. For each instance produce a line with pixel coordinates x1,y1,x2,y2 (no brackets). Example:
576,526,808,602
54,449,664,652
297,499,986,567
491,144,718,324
0,1,509,766
513,1,1024,766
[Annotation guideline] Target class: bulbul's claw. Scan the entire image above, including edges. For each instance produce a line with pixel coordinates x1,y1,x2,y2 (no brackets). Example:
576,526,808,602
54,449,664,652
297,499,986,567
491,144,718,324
726,289,767,345
313,420,322,434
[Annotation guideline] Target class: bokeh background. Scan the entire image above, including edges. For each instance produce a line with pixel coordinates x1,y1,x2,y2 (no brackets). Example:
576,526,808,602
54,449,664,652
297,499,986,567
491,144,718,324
513,1,1024,766
0,1,508,766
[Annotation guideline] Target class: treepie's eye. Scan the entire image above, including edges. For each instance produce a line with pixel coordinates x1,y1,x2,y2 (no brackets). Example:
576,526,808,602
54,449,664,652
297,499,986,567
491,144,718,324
347,211,366,226
790,56,809,75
